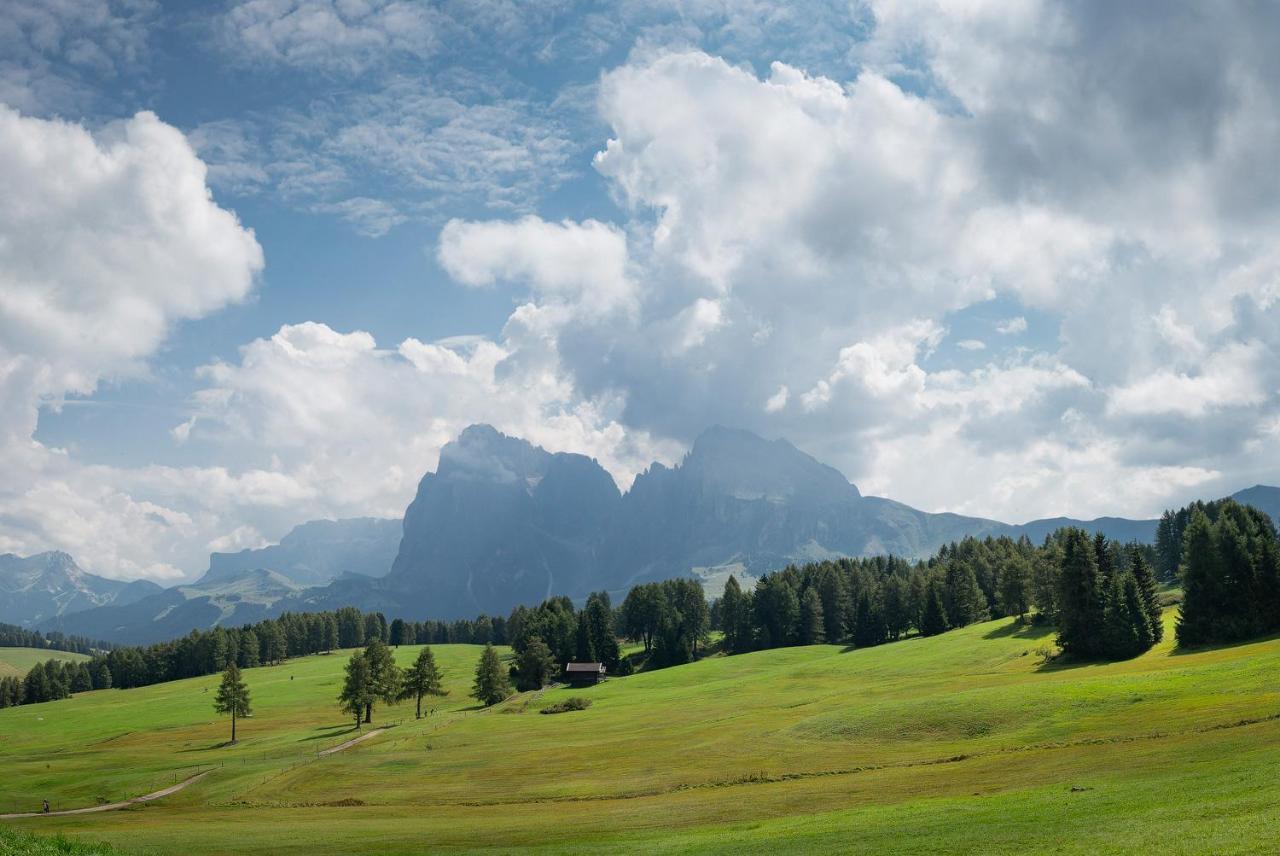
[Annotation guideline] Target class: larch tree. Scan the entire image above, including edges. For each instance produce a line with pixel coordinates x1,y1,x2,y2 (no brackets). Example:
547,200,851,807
362,638,402,724
339,652,374,730
399,646,447,719
213,663,251,744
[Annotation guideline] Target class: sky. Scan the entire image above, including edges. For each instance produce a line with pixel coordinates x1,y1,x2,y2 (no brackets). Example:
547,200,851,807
2,0,1279,583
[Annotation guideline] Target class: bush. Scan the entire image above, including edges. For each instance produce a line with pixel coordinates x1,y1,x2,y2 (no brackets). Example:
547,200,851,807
541,697,592,714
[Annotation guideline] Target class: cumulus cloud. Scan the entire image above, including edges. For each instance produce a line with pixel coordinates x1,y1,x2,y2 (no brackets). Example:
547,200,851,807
178,321,683,519
0,107,262,580
438,216,633,314
427,20,1280,520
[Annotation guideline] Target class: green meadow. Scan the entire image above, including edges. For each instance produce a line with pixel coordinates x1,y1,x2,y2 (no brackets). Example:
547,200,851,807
0,649,89,680
2,615,1279,854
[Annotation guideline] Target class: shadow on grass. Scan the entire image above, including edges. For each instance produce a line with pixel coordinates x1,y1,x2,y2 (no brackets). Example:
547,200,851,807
299,723,362,741
983,619,1055,641
1169,628,1280,656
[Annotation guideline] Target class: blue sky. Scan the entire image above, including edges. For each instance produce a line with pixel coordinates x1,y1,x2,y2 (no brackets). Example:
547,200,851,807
2,1,1279,582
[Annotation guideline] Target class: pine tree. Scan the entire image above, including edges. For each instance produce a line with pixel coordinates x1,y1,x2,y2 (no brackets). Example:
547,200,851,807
213,663,251,744
472,643,512,707
339,652,374,730
398,646,447,718
799,588,825,645
1128,547,1163,643
920,579,948,637
584,593,620,668
516,636,558,691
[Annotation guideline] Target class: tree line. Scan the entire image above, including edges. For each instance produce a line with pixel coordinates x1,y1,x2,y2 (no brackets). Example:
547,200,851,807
0,622,113,654
10,496,1277,716
0,657,105,708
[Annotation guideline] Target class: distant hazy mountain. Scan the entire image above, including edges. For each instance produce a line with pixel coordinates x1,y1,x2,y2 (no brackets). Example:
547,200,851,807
42,568,302,646
29,424,1280,642
198,518,401,587
0,552,162,628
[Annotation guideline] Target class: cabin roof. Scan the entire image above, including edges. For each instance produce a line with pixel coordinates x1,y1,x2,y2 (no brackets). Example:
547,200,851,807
565,662,605,672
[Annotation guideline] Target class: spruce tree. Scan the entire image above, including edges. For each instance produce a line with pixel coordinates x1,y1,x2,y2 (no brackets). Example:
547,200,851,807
213,663,252,744
943,563,989,628
339,652,374,730
1175,510,1219,646
799,588,825,645
472,643,512,706
573,611,596,663
1057,528,1105,657
721,575,744,653
920,580,949,637
398,646,447,718
1128,547,1163,643
1155,510,1180,582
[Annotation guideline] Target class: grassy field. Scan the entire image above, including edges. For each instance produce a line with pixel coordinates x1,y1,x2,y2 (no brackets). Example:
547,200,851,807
2,615,1279,854
0,648,90,679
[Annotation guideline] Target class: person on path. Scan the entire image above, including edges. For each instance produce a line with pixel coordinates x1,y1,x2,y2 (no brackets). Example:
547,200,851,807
42,799,49,814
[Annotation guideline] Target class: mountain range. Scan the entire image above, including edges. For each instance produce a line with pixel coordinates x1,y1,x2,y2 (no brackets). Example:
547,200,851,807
21,424,1280,644
0,552,162,628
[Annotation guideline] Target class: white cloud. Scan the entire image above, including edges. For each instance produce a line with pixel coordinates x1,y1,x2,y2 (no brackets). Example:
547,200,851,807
1107,341,1270,418
438,216,633,314
0,106,262,580
222,0,440,74
996,316,1027,335
0,106,263,442
956,339,986,351
764,385,789,413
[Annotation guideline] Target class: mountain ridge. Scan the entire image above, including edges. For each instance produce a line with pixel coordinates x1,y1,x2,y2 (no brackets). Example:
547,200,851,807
22,424,1280,643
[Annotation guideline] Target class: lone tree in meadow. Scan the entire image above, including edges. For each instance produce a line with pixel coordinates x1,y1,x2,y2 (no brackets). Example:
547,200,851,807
399,646,447,719
339,652,374,730
213,663,251,744
472,643,512,707
361,637,403,723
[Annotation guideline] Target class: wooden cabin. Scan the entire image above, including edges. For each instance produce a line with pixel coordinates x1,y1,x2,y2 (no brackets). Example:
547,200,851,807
563,662,606,686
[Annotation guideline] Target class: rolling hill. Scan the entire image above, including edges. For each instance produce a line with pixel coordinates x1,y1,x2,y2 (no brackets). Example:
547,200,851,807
0,647,89,679
2,612,1279,853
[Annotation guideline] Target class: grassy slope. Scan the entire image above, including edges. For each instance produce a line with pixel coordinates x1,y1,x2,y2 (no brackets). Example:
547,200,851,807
2,616,1279,854
0,649,90,679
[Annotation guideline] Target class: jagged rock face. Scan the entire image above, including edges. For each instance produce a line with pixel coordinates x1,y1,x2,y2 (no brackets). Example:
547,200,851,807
387,424,1010,616
201,518,401,587
0,551,162,627
387,425,621,617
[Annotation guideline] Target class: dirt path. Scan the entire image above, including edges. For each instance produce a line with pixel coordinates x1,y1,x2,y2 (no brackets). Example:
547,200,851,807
318,727,384,757
0,770,212,820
